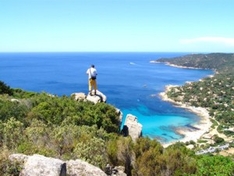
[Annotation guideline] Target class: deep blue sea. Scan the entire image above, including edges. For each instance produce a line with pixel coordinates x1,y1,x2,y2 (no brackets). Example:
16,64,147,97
0,52,213,144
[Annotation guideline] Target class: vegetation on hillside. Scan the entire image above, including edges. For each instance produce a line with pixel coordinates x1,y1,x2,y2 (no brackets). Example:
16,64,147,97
157,53,234,152
1,53,234,176
166,74,234,131
157,53,234,74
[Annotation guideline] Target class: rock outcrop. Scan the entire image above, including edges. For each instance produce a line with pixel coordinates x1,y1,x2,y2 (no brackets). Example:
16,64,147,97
71,90,107,104
122,114,142,141
71,92,86,101
9,154,67,176
66,159,107,176
86,90,107,104
9,154,107,176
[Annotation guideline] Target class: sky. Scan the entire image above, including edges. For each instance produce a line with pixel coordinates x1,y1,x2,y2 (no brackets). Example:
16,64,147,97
0,0,234,52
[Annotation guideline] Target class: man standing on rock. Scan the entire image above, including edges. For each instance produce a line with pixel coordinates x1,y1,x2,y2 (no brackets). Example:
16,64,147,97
86,64,98,96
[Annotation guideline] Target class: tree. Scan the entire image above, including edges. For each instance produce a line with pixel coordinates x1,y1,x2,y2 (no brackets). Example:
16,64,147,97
163,143,197,175
132,138,164,176
0,81,13,95
115,136,134,176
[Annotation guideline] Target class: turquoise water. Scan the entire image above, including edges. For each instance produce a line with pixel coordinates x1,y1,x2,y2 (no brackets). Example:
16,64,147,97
122,104,194,143
0,52,213,144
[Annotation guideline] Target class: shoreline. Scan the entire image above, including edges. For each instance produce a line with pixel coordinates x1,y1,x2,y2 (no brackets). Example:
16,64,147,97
151,60,211,70
159,85,212,147
151,61,217,76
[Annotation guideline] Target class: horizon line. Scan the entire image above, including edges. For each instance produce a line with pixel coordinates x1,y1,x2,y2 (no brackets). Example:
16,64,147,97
0,51,231,54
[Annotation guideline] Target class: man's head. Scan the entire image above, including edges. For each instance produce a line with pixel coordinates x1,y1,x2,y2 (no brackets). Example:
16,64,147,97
91,64,95,68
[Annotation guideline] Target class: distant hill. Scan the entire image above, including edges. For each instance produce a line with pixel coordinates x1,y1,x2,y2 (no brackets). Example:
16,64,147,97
156,53,234,156
156,53,234,73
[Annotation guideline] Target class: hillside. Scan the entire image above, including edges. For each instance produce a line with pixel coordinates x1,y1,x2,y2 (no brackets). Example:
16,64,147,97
157,53,234,73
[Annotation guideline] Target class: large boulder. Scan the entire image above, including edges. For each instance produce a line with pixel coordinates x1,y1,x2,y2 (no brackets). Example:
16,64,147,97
123,114,142,141
71,92,86,101
10,154,66,176
66,159,106,176
86,90,107,104
9,154,106,176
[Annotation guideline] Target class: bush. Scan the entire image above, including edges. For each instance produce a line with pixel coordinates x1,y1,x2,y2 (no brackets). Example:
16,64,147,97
0,150,22,176
213,135,225,145
196,155,234,175
0,81,13,95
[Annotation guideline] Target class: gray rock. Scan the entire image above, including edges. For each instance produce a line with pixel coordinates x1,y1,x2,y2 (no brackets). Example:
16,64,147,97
86,90,107,103
9,154,107,176
10,98,20,103
113,166,126,176
71,90,107,104
24,154,65,176
124,114,142,141
71,92,86,101
9,153,28,163
66,159,106,176
105,164,127,176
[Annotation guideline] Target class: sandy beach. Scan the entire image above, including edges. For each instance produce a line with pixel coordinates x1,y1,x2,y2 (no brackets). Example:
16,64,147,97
159,85,212,147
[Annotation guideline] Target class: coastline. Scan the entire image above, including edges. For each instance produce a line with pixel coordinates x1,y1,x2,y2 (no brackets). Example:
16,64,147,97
159,85,212,147
151,61,217,76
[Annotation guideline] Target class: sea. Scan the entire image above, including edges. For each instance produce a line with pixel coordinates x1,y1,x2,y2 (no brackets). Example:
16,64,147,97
0,52,214,144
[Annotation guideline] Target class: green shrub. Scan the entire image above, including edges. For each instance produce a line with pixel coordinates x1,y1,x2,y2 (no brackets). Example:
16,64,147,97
213,135,225,145
0,81,13,95
196,155,234,175
0,150,22,176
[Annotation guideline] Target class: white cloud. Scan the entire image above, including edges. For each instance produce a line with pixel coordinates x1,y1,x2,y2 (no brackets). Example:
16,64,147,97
180,37,234,46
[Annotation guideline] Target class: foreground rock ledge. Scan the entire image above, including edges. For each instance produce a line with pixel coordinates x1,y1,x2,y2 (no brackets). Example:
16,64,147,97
9,154,126,176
